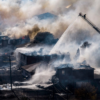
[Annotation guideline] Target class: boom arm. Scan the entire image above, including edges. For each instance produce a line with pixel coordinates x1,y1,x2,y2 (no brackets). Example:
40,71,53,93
79,13,100,34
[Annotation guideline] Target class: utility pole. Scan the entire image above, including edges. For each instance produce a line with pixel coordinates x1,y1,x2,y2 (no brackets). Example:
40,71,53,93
8,54,20,100
9,56,12,90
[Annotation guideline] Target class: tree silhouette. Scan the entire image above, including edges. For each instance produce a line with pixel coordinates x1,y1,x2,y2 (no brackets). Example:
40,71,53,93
75,83,97,100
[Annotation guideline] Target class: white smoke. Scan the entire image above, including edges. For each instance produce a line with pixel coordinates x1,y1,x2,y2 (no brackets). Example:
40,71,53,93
15,45,54,56
1,0,100,39
0,0,83,38
18,0,100,84
25,63,55,84
2,0,100,86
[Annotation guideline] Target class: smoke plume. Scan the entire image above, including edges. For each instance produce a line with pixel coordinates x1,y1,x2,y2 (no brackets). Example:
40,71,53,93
2,0,100,85
0,0,80,38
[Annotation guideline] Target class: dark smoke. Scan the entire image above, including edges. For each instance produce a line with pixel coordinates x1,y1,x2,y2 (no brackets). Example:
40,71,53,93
32,32,58,45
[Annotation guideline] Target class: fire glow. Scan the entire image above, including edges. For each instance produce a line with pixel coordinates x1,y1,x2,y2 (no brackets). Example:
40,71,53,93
66,5,71,8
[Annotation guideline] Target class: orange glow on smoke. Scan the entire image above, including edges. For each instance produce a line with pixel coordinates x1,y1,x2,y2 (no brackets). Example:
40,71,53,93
66,5,71,9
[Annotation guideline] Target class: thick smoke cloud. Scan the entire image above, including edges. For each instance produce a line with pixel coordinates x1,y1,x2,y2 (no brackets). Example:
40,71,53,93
2,0,100,84
1,0,100,39
0,0,79,38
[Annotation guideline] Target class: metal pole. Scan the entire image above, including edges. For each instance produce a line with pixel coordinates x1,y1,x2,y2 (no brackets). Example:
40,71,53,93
9,56,12,90
9,55,20,100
